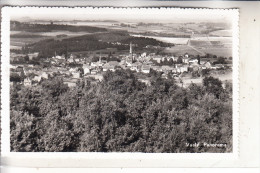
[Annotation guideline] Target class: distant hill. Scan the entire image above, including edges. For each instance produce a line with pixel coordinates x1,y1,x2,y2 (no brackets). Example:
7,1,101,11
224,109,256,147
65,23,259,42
10,21,107,33
23,31,173,58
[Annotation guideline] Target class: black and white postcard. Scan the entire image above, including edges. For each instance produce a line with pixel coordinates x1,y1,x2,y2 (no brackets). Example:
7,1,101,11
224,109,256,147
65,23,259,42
1,7,239,167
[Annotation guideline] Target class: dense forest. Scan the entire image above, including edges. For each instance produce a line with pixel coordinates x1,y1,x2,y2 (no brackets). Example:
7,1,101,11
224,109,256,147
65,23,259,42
10,69,232,152
16,32,173,58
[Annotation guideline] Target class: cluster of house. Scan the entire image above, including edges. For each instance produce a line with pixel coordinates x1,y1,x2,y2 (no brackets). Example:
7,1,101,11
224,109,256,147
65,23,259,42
10,42,231,88
81,52,230,77
11,64,50,86
10,52,39,62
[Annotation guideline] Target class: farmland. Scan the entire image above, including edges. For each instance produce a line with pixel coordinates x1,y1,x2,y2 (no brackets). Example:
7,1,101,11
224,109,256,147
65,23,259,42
10,20,233,58
163,45,205,56
203,48,232,57
131,32,232,57
131,34,190,45
209,29,232,37
10,35,51,49
163,44,232,57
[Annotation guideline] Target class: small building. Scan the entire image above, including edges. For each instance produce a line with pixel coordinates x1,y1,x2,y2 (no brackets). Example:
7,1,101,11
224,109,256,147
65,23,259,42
91,69,98,74
141,65,150,73
161,73,168,79
28,52,39,60
24,78,32,86
176,64,189,73
90,62,99,67
141,52,147,58
83,64,92,75
204,61,212,69
10,53,27,62
53,55,66,60
32,76,42,82
108,61,119,67
189,58,198,64
67,57,75,63
151,66,161,72
130,62,142,72
74,58,81,63
182,57,189,64
103,64,115,72
152,56,162,63
72,72,81,78
126,59,133,67
180,65,189,72
103,61,119,72
119,60,126,67
41,72,48,79
200,64,207,70
64,79,78,88
161,65,173,74
189,64,200,72
86,74,104,82
16,66,24,73
224,64,232,69
172,68,177,73
10,64,17,70
200,60,207,65
138,79,151,86
215,64,225,69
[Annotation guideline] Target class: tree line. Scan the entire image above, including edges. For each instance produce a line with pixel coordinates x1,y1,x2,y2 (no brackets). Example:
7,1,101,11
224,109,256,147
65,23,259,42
11,21,107,33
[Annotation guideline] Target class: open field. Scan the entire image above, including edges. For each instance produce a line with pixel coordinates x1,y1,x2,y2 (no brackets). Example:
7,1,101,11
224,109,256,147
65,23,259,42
10,45,22,49
10,30,107,50
131,34,189,45
131,33,232,57
209,29,232,37
10,30,94,37
10,37,51,49
203,47,232,57
191,36,231,42
32,31,93,37
189,40,212,47
163,44,232,57
163,45,205,56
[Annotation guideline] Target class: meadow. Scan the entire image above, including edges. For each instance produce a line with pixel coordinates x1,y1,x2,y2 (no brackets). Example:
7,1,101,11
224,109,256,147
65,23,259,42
163,45,205,56
131,34,189,45
209,29,232,37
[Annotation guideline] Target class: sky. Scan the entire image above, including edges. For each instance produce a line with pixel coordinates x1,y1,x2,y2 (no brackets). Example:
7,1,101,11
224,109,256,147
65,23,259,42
8,7,234,23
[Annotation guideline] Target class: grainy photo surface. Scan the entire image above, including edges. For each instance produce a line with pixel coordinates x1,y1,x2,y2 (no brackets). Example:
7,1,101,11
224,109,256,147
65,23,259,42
3,7,238,153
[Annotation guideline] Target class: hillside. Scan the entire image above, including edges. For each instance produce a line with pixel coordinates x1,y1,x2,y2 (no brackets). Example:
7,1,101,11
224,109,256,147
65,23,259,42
11,21,107,33
20,32,173,58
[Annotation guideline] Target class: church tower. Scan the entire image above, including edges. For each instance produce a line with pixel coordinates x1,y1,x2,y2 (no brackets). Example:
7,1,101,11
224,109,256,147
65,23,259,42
130,42,133,54
129,42,135,63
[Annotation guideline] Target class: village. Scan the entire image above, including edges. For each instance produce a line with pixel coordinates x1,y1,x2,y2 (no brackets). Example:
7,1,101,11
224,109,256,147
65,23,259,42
10,42,232,88
6,7,241,154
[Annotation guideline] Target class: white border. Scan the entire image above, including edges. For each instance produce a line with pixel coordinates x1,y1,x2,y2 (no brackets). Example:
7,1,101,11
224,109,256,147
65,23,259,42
1,7,239,167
